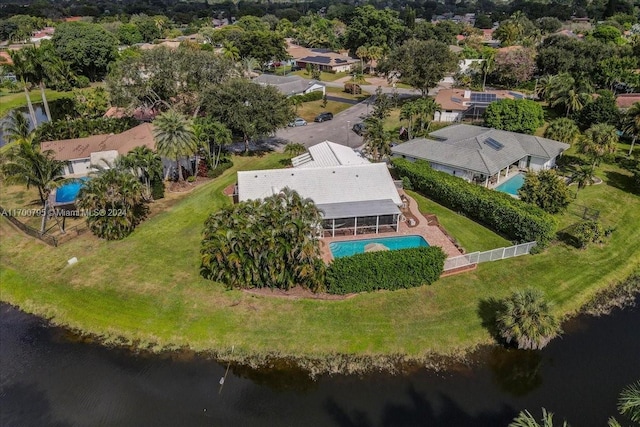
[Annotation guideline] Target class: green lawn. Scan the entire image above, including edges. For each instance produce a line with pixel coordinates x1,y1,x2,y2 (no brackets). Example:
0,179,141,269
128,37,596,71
325,86,370,102
290,70,349,82
294,99,352,122
1,152,639,367
0,89,72,117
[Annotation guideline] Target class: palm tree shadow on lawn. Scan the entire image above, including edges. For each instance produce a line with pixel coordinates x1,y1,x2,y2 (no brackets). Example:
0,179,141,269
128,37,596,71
477,298,507,345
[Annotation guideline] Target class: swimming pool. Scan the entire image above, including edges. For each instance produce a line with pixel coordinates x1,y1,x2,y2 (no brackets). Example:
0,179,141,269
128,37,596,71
55,178,88,204
329,235,429,258
495,173,525,196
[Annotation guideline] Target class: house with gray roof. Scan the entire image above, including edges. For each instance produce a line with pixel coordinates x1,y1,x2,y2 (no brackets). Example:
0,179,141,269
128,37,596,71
253,74,325,97
391,124,569,187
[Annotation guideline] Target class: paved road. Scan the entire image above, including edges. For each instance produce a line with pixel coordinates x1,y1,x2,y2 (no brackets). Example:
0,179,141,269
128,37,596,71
275,99,373,149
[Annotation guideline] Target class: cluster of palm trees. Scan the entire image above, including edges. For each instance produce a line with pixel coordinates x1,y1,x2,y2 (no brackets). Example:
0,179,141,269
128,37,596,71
537,73,594,118
200,188,325,292
399,97,441,140
355,45,384,75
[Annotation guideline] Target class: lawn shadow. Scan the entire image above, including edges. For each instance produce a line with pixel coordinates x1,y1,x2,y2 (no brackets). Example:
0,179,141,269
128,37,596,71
477,298,506,343
603,170,638,195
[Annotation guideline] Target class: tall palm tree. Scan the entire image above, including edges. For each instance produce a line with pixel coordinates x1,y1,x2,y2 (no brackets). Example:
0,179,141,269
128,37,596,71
571,165,596,198
578,124,619,166
496,288,561,350
367,46,384,75
209,121,232,169
222,41,240,62
481,49,496,92
153,109,197,182
362,117,393,162
414,97,441,134
2,110,32,145
543,118,580,145
400,101,419,140
621,102,640,156
510,408,569,427
9,49,37,127
120,146,163,200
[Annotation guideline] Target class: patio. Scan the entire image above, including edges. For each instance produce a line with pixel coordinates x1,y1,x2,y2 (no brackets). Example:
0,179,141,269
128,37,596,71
319,191,463,263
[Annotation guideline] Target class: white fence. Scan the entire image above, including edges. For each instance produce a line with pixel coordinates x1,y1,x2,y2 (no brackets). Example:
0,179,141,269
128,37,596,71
443,241,537,271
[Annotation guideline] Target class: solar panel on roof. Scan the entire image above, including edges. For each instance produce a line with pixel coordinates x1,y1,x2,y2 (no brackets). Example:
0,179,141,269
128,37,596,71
470,93,497,103
483,137,504,150
509,91,524,99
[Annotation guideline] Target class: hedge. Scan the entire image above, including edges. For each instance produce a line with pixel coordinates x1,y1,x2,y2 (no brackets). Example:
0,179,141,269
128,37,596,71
392,158,556,246
326,246,446,294
291,91,323,103
206,159,234,179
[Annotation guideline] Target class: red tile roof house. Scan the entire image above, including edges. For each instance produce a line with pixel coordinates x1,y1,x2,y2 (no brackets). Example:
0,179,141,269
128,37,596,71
616,94,640,110
41,123,156,176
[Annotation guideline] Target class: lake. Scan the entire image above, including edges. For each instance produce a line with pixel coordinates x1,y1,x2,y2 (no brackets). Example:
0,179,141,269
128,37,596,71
0,104,49,147
0,299,638,426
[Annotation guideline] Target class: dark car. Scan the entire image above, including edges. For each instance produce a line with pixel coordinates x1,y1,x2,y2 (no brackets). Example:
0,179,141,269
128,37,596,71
352,122,366,135
314,112,333,122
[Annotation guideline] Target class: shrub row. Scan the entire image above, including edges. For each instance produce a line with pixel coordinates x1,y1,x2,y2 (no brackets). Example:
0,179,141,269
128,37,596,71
392,159,556,246
35,117,140,142
206,159,234,179
291,91,323,103
326,246,446,295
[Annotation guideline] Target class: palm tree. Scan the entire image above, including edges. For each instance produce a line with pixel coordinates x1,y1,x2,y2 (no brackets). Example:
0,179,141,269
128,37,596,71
618,380,640,423
414,97,441,134
510,408,569,427
363,117,393,162
76,163,147,240
120,146,163,201
578,124,619,166
209,121,232,169
284,143,306,158
9,49,37,127
242,57,259,77
2,110,32,145
496,288,561,350
543,118,580,145
621,102,640,156
367,46,384,74
400,101,419,140
153,109,198,182
571,165,596,198
355,45,370,73
481,49,496,92
222,41,240,62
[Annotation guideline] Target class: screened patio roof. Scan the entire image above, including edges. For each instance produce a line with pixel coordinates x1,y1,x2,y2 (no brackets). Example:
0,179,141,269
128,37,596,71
317,199,400,220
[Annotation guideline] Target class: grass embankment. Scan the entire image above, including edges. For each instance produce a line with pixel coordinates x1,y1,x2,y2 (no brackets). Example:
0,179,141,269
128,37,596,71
1,152,639,372
0,89,72,117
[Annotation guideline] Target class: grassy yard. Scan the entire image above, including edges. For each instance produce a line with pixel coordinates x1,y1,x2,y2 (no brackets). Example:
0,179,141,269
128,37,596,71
0,89,72,117
290,70,350,82
294,99,352,122
1,152,639,367
325,86,370,102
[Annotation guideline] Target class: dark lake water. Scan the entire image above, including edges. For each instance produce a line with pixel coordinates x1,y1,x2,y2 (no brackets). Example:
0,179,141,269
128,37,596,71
1,299,639,427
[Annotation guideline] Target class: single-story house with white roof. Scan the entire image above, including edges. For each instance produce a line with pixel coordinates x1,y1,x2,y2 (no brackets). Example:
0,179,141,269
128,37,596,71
40,123,156,176
253,74,325,97
391,124,569,186
237,141,402,237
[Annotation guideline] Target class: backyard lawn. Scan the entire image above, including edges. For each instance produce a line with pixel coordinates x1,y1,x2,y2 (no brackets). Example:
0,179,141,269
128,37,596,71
294,99,352,122
0,151,638,368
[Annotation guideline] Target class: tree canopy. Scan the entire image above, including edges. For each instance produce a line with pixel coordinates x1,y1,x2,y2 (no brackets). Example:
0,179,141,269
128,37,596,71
379,39,458,96
344,5,405,54
52,22,118,81
484,99,544,134
518,170,571,214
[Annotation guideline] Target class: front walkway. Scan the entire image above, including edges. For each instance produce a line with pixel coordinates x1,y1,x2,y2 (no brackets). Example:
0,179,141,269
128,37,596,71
319,191,463,263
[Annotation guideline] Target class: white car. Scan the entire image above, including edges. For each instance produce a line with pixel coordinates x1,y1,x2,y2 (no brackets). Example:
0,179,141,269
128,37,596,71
288,118,307,127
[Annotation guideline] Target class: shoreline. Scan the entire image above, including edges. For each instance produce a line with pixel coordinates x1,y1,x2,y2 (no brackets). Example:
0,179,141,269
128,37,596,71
2,272,637,377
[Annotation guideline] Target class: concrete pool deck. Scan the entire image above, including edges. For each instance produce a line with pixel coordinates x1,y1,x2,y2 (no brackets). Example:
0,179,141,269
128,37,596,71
319,191,463,263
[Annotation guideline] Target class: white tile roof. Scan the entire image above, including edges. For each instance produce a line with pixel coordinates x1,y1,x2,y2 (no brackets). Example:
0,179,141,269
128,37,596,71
237,163,402,207
292,141,369,168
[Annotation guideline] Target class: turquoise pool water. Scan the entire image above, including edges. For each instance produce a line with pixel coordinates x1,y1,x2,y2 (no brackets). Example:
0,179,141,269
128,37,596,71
329,235,429,258
495,173,525,196
55,178,88,203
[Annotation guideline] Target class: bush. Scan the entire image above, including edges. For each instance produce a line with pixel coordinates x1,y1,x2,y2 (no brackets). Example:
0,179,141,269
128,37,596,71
518,170,571,214
326,246,446,294
571,220,605,248
291,91,323,103
34,117,140,142
151,178,164,200
206,159,234,179
74,75,90,88
392,159,557,246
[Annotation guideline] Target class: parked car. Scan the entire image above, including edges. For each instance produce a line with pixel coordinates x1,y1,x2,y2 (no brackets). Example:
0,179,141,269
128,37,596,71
288,118,307,127
352,122,366,135
314,112,333,122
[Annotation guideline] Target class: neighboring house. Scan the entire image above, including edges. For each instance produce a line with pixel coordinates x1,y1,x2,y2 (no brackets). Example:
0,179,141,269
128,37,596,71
41,123,156,176
253,74,326,97
237,141,403,237
104,106,158,122
433,89,526,122
616,93,640,110
30,27,55,43
391,124,569,187
286,40,359,73
0,51,13,65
